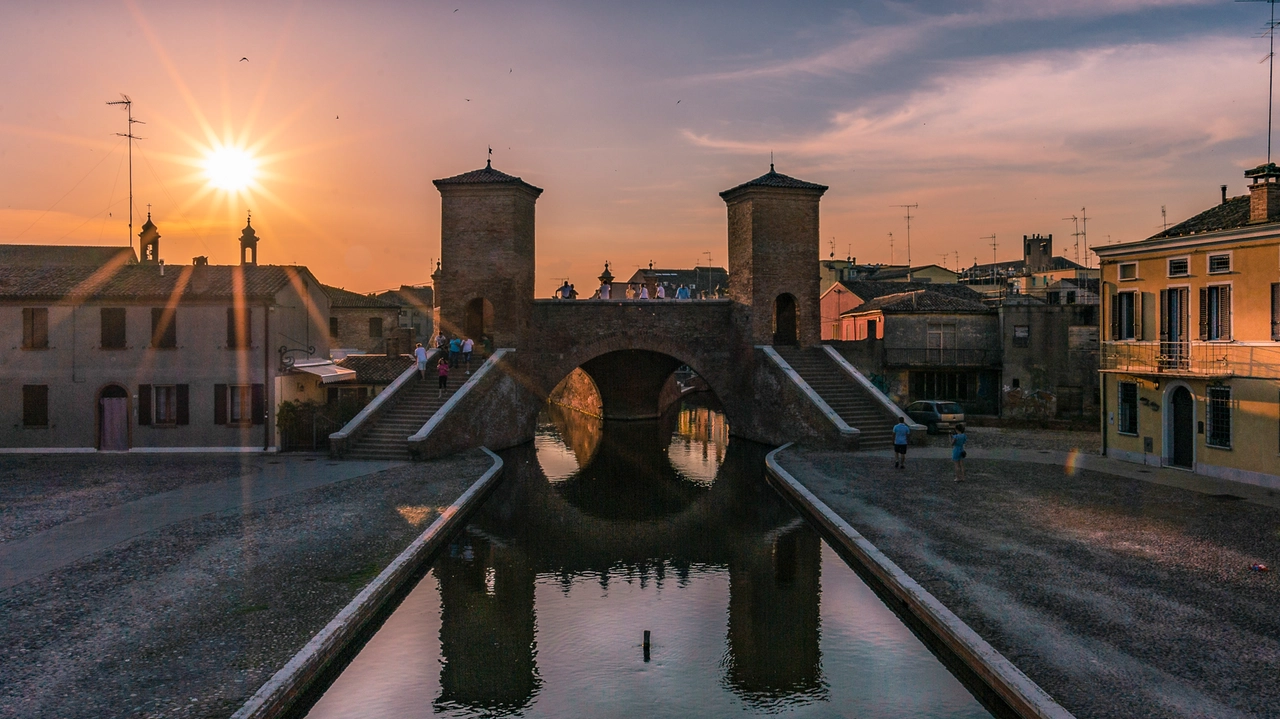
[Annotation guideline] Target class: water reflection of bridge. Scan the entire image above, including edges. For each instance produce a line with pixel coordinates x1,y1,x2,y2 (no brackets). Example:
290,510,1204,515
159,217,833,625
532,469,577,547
430,403,824,713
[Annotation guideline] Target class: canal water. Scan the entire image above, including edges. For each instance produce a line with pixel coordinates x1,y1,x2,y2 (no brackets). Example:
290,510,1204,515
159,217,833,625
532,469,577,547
305,398,993,718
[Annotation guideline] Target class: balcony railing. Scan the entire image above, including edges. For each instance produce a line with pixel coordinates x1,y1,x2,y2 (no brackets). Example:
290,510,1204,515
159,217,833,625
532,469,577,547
883,347,1002,367
1101,341,1280,378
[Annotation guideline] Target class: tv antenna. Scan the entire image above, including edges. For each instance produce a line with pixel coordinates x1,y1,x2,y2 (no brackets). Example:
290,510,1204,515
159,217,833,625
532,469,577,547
1063,214,1082,265
1240,0,1280,162
980,234,997,277
106,94,144,251
887,232,894,264
1080,207,1090,268
829,238,835,259
1161,205,1169,231
702,251,713,267
891,203,918,279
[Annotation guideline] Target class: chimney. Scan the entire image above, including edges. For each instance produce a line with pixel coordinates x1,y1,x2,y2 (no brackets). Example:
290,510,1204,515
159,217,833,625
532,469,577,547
191,256,210,294
1221,185,1228,205
159,259,165,276
1246,163,1280,223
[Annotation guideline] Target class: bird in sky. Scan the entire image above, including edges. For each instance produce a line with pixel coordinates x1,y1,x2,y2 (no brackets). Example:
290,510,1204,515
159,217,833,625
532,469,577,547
466,98,471,101
676,100,681,104
239,57,248,62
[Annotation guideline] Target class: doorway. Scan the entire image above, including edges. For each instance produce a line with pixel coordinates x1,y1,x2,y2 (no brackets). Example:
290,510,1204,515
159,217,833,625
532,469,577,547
773,294,798,346
99,384,130,451
465,297,494,344
1169,386,1194,469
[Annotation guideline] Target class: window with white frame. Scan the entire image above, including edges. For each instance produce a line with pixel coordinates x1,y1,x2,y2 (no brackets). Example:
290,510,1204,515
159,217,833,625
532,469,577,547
1199,285,1232,341
229,385,253,423
1168,257,1189,277
1119,262,1138,280
1207,253,1231,274
153,385,177,425
1118,382,1138,435
1206,386,1232,448
1113,291,1139,340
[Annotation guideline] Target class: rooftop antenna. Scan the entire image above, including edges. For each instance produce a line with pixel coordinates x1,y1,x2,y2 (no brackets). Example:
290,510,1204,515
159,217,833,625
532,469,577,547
703,251,713,267
1240,0,1280,162
829,238,835,259
1161,205,1169,231
981,234,997,278
1080,207,1090,268
938,253,950,270
891,203,918,280
1063,214,1081,265
770,151,774,172
847,243,852,263
106,94,144,251
887,232,894,264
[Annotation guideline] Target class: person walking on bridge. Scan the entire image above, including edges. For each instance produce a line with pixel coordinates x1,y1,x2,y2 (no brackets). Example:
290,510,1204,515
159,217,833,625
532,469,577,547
676,284,690,300
462,337,474,373
436,357,450,398
414,343,429,380
639,284,649,299
448,336,462,366
557,280,572,299
656,283,666,299
951,424,968,483
892,417,911,469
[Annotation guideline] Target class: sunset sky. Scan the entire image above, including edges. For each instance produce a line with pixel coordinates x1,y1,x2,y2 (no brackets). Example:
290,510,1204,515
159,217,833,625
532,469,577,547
0,1,1273,296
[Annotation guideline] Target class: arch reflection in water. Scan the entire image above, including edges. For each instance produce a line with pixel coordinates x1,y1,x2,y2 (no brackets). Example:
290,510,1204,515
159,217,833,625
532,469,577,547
304,399,992,718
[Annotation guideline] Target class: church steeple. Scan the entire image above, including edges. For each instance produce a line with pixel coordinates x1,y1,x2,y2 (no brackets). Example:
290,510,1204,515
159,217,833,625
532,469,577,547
138,211,160,264
239,212,259,266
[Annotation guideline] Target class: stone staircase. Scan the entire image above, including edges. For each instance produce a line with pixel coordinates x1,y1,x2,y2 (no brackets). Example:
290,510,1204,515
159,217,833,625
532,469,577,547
343,354,487,460
772,346,898,450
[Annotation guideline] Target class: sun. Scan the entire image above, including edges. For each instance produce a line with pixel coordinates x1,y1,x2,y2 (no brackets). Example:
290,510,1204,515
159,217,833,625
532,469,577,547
202,145,259,191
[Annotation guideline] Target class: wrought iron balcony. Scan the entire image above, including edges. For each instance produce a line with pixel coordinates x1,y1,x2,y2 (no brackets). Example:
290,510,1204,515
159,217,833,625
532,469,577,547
883,347,1002,367
1101,341,1280,379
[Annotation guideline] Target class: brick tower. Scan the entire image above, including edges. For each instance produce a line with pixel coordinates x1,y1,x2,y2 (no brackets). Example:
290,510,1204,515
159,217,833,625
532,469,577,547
433,161,543,348
720,164,828,347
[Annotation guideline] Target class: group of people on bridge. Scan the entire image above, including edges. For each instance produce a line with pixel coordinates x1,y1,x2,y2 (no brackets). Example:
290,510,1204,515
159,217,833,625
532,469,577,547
554,279,708,301
416,332,481,397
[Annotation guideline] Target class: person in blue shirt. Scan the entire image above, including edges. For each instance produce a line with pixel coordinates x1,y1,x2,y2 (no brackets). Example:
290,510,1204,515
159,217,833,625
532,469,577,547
951,424,968,482
675,284,691,300
448,336,462,366
892,417,910,469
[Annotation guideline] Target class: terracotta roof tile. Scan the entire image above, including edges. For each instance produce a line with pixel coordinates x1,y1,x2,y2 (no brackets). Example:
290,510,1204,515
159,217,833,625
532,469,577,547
844,289,992,315
433,162,543,194
719,167,828,198
323,284,400,309
0,244,137,267
1148,195,1252,240
0,263,311,302
336,354,415,383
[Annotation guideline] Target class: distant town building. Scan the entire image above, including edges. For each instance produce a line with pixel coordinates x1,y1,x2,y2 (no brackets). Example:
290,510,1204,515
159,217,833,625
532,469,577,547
961,233,1099,303
1094,165,1280,487
0,217,332,451
375,284,434,345
324,284,401,355
622,266,728,299
819,260,959,294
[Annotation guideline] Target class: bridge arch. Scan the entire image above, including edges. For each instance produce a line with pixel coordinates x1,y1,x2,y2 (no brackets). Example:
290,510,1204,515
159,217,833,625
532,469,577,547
530,329,739,429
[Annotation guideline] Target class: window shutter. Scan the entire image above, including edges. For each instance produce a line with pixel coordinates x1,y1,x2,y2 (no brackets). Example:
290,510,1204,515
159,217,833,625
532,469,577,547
1272,284,1280,341
1134,292,1143,340
1198,288,1208,340
138,385,152,425
1159,290,1169,341
214,384,227,425
1110,292,1120,340
176,384,189,426
226,308,236,347
251,384,265,425
1220,285,1232,340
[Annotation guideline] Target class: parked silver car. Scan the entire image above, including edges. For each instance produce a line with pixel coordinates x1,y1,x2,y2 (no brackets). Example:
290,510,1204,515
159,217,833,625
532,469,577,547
905,400,965,434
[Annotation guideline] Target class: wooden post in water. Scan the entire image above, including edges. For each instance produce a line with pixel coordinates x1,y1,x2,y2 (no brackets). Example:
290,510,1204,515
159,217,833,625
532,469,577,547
643,630,651,662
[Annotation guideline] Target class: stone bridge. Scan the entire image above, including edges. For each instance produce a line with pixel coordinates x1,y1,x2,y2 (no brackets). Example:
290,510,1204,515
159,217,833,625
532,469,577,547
331,161,906,459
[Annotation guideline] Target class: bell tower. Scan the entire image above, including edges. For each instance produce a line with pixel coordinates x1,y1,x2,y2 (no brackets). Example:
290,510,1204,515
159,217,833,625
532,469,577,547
433,160,542,347
720,164,827,347
239,213,259,266
138,212,160,265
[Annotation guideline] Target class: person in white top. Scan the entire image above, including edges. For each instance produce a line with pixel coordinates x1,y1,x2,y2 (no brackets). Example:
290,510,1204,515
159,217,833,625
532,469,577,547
656,284,666,299
599,282,611,299
462,337,474,372
639,285,649,299
414,343,429,380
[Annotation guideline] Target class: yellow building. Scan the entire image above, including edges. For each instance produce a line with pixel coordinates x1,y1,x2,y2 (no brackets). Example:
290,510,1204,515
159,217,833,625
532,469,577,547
1094,165,1280,488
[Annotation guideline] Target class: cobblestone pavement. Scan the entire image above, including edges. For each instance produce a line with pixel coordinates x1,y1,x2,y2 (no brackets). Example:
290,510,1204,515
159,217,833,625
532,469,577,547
0,450,494,719
779,446,1280,719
